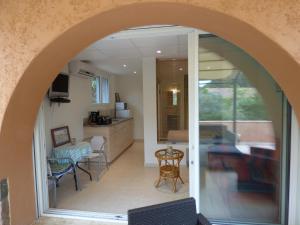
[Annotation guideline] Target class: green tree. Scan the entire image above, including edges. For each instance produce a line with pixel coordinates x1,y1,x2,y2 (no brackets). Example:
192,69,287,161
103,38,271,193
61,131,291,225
237,89,269,120
199,86,269,121
199,87,233,120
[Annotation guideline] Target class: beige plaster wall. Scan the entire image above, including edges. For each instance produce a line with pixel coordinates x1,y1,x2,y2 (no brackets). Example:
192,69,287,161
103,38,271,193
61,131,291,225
0,1,300,225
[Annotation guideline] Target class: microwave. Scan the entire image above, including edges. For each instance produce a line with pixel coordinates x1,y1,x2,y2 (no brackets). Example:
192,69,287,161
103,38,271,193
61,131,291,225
116,110,132,118
116,102,127,110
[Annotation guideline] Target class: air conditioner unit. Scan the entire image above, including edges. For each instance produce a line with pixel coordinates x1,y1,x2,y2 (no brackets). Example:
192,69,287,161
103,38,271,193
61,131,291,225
68,61,97,79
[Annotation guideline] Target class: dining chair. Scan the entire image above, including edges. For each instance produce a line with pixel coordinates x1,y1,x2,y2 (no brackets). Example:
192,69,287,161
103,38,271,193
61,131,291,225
47,175,57,208
85,136,109,181
47,157,79,191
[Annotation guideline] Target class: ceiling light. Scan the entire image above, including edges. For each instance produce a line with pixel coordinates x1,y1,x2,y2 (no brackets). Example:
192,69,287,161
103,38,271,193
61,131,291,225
123,64,127,68
171,88,179,94
133,71,137,74
207,66,211,70
156,50,162,54
179,67,183,71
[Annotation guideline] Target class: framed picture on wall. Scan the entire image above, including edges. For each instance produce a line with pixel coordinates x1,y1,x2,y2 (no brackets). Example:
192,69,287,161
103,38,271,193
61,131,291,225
51,126,71,147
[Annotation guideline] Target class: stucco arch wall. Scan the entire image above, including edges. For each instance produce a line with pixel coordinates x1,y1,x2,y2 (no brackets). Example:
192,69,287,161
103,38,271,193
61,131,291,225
1,1,300,225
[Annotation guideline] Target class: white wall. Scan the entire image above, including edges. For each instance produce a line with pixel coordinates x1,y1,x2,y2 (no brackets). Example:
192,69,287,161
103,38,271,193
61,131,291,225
43,75,91,155
115,73,144,140
43,68,116,155
142,57,187,166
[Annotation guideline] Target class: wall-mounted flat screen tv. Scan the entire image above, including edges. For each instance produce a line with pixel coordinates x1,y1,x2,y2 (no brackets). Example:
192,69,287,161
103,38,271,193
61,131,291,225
48,73,69,98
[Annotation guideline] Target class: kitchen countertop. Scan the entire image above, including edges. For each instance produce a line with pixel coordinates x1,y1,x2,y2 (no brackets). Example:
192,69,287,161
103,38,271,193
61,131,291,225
84,117,133,127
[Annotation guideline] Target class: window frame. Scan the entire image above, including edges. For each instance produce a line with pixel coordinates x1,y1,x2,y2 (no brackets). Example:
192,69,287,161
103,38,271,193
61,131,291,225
101,76,110,104
91,75,110,105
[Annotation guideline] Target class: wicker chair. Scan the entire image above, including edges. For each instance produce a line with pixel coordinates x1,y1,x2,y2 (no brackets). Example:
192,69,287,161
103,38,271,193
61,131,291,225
128,198,211,225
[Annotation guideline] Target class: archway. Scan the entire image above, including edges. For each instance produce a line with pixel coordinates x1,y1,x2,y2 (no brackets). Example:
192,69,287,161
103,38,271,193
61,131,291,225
1,2,300,225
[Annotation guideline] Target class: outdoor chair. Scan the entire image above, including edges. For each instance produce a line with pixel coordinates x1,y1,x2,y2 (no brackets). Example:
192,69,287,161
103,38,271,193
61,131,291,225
128,197,211,225
84,136,109,180
47,157,79,191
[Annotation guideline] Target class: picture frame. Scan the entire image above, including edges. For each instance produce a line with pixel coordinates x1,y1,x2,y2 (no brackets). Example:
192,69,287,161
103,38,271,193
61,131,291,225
51,126,71,147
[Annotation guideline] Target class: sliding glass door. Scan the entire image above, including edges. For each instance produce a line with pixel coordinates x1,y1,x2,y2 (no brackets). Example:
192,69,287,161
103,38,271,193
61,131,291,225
197,35,289,224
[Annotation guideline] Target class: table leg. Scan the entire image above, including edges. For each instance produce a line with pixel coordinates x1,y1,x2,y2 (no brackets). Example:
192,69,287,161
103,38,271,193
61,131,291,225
76,162,92,181
156,176,162,187
179,176,184,184
172,178,177,192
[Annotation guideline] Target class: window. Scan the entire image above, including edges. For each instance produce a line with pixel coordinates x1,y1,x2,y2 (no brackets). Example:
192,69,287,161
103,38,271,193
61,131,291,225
101,77,110,104
91,76,110,104
91,76,100,104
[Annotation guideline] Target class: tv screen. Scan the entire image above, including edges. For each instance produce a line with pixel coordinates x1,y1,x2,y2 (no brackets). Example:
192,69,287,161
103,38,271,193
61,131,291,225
49,73,69,98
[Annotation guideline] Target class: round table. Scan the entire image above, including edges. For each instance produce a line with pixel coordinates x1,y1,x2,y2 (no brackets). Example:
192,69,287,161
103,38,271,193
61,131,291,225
155,149,184,192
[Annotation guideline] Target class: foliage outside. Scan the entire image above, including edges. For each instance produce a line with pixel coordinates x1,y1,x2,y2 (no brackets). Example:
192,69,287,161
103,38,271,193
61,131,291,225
199,86,269,121
91,77,98,104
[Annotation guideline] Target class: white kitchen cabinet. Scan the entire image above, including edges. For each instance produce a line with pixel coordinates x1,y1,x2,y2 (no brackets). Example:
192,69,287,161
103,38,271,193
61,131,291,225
84,118,134,163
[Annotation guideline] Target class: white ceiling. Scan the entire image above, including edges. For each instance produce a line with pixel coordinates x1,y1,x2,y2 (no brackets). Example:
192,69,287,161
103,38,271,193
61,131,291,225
72,26,197,75
72,26,238,78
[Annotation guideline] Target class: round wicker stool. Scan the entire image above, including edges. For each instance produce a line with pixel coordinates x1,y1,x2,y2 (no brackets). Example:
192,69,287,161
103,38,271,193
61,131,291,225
155,149,184,192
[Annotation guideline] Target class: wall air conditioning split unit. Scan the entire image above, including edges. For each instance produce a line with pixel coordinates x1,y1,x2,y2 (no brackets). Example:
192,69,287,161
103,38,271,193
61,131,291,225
68,61,97,79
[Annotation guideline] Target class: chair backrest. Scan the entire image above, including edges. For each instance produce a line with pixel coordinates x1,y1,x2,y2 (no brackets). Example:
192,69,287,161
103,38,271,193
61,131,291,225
128,198,198,225
90,136,106,152
47,159,53,176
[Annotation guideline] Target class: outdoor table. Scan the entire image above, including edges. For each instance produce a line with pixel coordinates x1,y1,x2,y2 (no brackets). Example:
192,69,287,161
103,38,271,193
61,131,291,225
52,141,93,180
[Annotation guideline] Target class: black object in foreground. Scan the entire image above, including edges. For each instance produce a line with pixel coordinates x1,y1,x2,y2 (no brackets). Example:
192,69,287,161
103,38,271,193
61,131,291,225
128,198,211,225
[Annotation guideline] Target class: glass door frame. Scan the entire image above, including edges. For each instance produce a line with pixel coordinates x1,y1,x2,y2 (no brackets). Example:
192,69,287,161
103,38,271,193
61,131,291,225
188,33,293,225
188,30,200,211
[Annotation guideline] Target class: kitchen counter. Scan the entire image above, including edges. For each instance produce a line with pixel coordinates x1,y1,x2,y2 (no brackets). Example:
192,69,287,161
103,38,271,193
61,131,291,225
84,118,134,163
85,117,133,127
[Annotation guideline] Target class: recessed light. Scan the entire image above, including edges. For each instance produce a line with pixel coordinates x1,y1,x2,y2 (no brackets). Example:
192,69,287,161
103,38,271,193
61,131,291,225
207,66,211,70
133,71,137,74
171,88,179,94
156,50,162,54
123,64,127,68
179,67,183,71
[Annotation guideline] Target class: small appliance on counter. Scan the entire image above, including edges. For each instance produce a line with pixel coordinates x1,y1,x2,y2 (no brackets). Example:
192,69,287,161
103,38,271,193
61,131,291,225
98,116,112,125
88,111,112,125
89,111,100,124
116,102,127,110
115,102,132,118
116,109,132,118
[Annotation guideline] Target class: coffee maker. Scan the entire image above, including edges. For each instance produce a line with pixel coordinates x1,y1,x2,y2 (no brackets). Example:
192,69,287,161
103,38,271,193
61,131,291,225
89,111,99,124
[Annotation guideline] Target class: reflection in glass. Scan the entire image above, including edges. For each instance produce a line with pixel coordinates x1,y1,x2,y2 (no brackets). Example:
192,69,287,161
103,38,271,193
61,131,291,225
199,36,287,224
157,59,188,143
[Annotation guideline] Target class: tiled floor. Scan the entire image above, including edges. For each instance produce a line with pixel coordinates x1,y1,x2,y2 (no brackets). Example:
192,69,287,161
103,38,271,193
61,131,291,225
48,141,277,223
34,216,126,225
52,142,189,214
